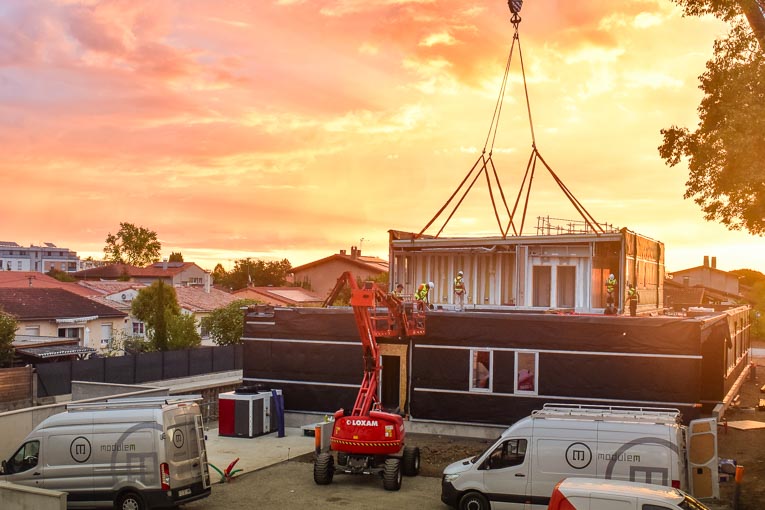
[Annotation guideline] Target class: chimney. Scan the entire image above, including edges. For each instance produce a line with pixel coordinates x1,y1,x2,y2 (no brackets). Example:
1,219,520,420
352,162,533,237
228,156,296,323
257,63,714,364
711,256,717,269
340,249,346,255
162,258,168,271
351,246,358,259
703,255,709,267
205,272,211,293
683,276,690,287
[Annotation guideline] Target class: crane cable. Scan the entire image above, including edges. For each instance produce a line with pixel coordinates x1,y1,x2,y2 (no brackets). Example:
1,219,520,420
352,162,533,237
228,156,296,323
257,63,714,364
416,4,605,240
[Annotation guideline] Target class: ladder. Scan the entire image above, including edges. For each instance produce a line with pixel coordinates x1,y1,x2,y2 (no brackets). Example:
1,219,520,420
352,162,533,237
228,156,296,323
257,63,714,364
533,403,682,424
194,413,211,489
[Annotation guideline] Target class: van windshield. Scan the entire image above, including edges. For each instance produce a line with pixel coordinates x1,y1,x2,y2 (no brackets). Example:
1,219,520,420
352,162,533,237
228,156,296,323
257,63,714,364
679,495,711,510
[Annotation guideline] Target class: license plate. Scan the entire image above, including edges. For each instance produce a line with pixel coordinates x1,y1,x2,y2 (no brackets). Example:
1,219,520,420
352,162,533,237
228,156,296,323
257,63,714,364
178,488,192,497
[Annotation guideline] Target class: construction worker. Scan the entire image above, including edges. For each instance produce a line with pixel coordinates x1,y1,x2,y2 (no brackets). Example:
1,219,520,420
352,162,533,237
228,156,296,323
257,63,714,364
453,271,466,311
627,283,639,317
605,273,617,305
392,283,404,299
415,281,434,311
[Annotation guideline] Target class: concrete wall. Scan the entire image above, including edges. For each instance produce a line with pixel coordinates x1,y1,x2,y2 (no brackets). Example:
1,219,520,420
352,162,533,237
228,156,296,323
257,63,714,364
0,481,66,510
0,387,165,461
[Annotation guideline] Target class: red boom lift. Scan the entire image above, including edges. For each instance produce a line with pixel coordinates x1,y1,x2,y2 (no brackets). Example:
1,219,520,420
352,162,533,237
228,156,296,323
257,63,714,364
314,272,426,490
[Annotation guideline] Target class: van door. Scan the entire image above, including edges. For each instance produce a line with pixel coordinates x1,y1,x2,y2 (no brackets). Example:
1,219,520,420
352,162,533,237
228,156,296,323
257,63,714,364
479,438,531,509
165,408,206,494
3,439,43,488
686,418,719,499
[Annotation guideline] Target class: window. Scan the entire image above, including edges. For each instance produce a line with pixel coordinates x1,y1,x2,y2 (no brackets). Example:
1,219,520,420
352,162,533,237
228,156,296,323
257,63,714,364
470,350,492,391
515,351,538,395
101,323,113,345
482,439,527,470
5,440,40,474
24,326,40,336
132,322,145,336
17,261,22,270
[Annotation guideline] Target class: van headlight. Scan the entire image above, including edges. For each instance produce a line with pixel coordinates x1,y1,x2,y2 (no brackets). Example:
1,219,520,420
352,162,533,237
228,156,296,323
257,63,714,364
443,473,461,483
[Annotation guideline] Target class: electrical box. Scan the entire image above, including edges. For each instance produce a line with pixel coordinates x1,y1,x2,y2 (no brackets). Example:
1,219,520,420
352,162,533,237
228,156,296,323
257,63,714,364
218,389,282,438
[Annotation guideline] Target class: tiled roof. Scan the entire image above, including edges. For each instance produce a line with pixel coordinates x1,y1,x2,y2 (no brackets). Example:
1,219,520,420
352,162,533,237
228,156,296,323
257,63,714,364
233,286,322,306
291,254,388,274
174,286,238,313
73,262,207,279
77,281,145,295
0,288,127,320
0,271,94,297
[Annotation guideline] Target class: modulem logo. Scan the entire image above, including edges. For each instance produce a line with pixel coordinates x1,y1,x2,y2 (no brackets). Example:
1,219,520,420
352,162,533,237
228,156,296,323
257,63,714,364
348,419,379,427
565,442,592,469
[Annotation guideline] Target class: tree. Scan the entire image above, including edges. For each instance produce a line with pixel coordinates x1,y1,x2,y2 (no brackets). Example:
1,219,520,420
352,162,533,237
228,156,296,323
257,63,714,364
218,258,292,291
0,312,17,367
212,263,228,285
200,299,257,346
46,267,76,282
168,252,184,262
659,1,765,235
131,280,180,351
104,222,162,266
167,313,201,350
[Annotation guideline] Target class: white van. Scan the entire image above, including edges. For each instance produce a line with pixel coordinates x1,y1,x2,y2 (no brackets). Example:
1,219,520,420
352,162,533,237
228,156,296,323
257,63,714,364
441,404,718,510
547,477,711,510
0,396,211,510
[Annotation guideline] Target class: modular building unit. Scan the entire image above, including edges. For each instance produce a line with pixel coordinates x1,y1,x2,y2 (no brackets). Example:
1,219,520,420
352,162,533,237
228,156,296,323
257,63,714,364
388,227,664,314
241,305,750,427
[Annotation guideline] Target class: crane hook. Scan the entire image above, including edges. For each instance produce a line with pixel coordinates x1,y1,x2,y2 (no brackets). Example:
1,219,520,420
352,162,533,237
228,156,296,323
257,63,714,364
508,0,522,27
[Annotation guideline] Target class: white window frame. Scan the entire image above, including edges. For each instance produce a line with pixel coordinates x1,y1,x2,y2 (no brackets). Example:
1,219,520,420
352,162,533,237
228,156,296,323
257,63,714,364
514,350,539,395
469,349,493,392
100,323,113,346
24,325,40,336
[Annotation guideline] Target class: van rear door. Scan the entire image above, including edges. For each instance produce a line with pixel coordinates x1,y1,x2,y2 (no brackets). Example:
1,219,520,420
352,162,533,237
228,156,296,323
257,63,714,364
686,417,718,499
164,406,209,499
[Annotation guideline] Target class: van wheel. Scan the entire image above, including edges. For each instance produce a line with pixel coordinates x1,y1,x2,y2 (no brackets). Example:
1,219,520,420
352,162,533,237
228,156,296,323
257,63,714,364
459,491,489,510
313,452,334,485
382,458,402,491
115,491,145,510
402,446,420,476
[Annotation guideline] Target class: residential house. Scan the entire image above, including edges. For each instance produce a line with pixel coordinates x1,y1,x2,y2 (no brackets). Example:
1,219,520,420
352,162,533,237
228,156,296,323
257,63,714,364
73,261,211,288
665,256,745,312
0,288,127,360
232,286,323,307
290,246,388,301
0,241,80,273
173,286,239,344
77,281,147,337
670,256,741,296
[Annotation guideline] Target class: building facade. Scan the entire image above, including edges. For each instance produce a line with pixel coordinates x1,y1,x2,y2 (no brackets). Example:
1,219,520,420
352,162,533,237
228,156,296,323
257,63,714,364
0,242,80,273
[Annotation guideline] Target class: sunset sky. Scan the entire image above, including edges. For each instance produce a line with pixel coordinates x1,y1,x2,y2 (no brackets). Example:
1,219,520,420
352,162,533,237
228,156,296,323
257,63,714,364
1,0,762,274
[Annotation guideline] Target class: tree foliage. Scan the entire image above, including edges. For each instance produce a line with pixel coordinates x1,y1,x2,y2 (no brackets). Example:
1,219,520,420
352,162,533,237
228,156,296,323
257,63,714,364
167,313,201,350
168,252,184,262
104,222,162,266
46,267,76,282
200,299,257,346
0,312,17,367
659,1,765,235
131,281,180,351
214,258,292,291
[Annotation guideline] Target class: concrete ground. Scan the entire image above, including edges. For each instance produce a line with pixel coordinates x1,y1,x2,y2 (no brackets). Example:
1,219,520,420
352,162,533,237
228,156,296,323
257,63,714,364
203,426,315,483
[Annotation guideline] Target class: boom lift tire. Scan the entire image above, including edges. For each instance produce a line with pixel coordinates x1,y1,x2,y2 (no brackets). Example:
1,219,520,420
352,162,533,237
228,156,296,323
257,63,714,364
382,458,402,491
458,491,489,510
401,446,421,476
313,452,334,485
